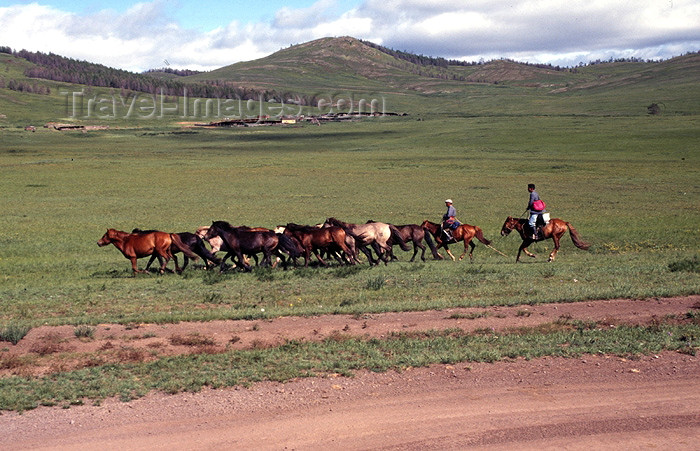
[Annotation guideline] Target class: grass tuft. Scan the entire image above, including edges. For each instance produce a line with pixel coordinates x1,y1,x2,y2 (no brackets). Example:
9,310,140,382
365,276,385,290
668,256,700,273
74,325,95,339
0,324,31,345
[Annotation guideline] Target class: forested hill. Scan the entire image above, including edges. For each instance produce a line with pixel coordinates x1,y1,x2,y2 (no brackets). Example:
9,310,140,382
9,48,284,102
4,37,699,102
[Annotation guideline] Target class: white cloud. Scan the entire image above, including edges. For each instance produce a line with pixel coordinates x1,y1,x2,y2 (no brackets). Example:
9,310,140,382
0,0,697,72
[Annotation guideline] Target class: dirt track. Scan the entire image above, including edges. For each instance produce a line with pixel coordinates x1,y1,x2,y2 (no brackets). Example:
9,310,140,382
2,296,699,449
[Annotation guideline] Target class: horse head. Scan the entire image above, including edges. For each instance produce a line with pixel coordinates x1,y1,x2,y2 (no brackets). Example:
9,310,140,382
97,228,121,246
420,220,438,232
324,217,343,227
195,226,209,239
500,216,519,236
204,222,225,241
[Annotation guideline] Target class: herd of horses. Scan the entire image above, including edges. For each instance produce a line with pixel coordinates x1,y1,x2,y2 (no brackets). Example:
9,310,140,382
97,216,590,275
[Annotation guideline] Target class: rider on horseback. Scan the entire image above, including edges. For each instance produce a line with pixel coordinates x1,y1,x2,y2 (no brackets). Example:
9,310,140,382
527,184,546,240
441,199,460,241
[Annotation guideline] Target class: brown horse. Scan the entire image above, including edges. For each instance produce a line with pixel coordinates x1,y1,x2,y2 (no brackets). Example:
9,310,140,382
281,223,355,267
97,228,197,275
500,216,590,262
421,220,492,262
133,229,221,272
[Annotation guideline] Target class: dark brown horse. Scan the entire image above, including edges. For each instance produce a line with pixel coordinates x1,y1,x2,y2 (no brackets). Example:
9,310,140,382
281,223,355,267
421,220,492,262
500,216,590,262
203,221,279,271
198,225,290,269
97,228,197,275
368,221,441,262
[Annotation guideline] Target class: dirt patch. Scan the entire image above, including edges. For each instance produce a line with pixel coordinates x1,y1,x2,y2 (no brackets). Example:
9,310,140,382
2,296,699,377
1,296,699,449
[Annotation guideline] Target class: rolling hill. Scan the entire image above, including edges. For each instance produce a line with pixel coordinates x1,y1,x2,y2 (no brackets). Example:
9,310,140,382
0,36,698,124
184,36,575,94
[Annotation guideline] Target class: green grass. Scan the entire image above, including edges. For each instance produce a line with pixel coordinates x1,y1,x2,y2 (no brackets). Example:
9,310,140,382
1,53,699,411
0,114,698,327
1,322,697,412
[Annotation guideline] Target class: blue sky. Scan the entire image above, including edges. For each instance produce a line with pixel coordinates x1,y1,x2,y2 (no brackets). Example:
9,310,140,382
17,0,362,30
0,1,698,72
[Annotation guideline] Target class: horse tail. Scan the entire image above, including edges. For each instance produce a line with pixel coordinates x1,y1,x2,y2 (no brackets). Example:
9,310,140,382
276,233,303,258
474,226,491,246
192,236,221,265
422,228,442,259
170,234,199,260
389,224,411,251
566,222,590,250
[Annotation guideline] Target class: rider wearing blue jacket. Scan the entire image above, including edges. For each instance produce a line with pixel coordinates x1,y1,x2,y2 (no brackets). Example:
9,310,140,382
527,184,546,239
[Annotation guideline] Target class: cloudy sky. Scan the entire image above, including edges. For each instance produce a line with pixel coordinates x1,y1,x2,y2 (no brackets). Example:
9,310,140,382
0,0,698,72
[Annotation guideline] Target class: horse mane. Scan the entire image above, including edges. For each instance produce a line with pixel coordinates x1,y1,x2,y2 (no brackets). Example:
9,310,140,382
211,220,234,230
131,228,160,234
285,222,318,232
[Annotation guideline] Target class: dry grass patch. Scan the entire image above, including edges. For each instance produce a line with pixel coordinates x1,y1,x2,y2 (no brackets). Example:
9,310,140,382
30,332,69,356
169,333,216,347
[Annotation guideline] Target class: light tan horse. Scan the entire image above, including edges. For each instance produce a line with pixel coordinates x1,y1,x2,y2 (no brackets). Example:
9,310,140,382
324,217,409,265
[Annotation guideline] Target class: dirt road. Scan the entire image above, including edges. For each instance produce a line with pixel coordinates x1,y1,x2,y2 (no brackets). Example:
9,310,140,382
2,296,699,449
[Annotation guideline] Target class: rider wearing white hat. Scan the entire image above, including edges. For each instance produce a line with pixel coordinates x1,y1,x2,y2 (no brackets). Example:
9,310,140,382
442,199,457,241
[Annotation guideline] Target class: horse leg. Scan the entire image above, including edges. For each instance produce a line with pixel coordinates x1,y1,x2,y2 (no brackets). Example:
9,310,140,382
443,244,456,261
313,250,328,266
359,246,377,265
517,240,536,262
158,252,172,275
145,254,158,272
219,252,233,272
172,254,182,274
548,234,561,262
372,242,390,265
460,240,475,262
130,257,146,275
415,239,426,262
237,251,252,271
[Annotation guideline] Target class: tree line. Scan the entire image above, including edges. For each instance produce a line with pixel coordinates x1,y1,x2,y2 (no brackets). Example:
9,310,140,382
9,49,316,104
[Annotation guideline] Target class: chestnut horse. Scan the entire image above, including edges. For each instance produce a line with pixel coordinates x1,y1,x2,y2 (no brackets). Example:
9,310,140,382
132,229,221,272
421,220,492,262
281,223,355,267
500,216,590,262
97,228,197,275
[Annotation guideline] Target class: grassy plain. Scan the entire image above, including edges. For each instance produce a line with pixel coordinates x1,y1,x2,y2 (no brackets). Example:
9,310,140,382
0,50,699,410
0,112,698,327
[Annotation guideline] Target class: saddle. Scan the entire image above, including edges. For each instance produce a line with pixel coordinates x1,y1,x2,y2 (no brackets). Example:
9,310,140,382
535,213,551,227
533,213,551,240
